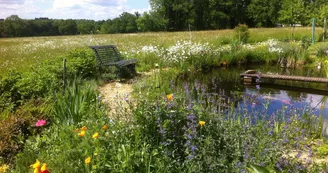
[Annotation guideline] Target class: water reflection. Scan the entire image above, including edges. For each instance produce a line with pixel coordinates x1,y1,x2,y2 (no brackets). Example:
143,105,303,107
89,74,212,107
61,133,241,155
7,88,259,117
245,87,326,117
181,65,328,118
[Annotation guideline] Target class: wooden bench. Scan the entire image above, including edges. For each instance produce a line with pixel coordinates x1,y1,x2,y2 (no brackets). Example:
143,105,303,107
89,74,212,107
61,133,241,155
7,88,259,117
89,45,137,77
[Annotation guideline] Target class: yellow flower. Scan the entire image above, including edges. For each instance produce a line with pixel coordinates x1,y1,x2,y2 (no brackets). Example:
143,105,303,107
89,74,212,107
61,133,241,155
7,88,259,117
92,132,99,139
78,131,85,137
167,94,173,101
41,163,48,171
102,125,108,130
199,121,205,127
30,160,41,169
34,168,41,173
0,164,9,173
81,126,87,131
85,157,91,164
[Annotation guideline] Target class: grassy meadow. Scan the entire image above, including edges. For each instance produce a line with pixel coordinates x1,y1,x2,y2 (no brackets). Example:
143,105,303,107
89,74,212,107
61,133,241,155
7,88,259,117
0,27,322,73
2,27,328,172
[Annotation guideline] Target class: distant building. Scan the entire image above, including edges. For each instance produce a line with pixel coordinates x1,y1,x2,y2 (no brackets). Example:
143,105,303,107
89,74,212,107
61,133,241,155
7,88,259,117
35,17,49,20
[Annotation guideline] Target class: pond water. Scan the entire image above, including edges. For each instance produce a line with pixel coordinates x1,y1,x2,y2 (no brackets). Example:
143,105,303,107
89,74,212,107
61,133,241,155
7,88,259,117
181,65,328,119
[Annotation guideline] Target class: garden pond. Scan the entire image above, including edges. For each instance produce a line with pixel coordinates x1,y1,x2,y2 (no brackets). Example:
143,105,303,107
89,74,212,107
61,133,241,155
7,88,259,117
178,65,328,120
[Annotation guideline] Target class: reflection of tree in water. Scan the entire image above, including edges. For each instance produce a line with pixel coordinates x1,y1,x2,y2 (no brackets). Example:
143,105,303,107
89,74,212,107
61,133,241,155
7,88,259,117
285,90,303,101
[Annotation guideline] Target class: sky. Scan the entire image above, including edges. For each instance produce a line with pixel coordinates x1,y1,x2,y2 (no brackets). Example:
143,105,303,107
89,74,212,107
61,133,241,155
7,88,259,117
0,0,150,20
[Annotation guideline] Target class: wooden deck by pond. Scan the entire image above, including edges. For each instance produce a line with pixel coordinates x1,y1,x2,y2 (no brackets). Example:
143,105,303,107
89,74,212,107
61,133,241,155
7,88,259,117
240,70,328,84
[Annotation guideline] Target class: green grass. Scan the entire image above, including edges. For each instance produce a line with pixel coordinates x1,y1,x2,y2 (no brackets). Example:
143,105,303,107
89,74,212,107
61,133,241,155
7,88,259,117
0,27,323,73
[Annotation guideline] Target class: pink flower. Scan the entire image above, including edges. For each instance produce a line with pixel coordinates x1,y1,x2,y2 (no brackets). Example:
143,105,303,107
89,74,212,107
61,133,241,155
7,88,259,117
281,100,291,105
35,120,47,127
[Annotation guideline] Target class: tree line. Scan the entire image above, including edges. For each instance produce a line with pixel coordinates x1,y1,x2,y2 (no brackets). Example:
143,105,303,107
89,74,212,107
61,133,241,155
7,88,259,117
1,0,328,37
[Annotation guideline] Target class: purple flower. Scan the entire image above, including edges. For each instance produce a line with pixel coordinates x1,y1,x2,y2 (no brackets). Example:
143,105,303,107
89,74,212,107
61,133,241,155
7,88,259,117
188,155,195,160
296,165,302,170
257,71,261,78
191,145,198,152
296,152,301,158
243,154,249,159
160,129,166,135
170,80,175,89
276,163,282,171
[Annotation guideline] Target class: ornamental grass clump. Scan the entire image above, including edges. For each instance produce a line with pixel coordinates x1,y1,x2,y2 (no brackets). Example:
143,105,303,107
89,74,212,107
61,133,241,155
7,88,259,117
52,79,100,125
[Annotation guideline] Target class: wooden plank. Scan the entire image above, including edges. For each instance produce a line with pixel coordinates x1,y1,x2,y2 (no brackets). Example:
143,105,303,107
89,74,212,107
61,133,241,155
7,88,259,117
240,73,328,83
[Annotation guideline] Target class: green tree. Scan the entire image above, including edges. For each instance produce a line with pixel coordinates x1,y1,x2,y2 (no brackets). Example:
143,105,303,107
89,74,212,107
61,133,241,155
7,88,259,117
4,15,31,37
30,19,56,36
136,12,167,32
150,0,193,31
278,0,306,26
57,19,78,35
0,21,5,37
317,5,328,26
100,19,112,33
192,0,210,30
119,12,138,33
311,1,328,26
247,0,281,27
77,20,95,34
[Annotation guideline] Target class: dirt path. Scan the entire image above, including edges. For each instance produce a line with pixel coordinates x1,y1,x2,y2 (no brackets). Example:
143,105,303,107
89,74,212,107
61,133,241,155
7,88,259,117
97,69,166,120
98,70,158,106
98,81,133,103
98,80,134,121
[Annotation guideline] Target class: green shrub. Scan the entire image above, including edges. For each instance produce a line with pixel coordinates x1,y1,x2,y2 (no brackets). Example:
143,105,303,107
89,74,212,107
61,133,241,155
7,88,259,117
234,24,250,44
312,141,328,158
63,49,98,79
135,52,163,72
0,49,99,112
0,71,22,112
316,44,328,58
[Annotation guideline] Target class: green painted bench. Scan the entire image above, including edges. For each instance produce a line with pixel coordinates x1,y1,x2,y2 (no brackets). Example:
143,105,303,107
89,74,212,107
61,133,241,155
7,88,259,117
89,45,137,77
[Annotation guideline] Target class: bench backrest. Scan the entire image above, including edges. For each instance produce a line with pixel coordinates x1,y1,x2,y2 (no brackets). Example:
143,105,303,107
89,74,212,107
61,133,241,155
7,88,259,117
89,45,122,66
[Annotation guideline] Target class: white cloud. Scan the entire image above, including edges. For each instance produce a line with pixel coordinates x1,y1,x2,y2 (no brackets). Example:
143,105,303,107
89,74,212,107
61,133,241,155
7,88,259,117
0,0,24,5
0,0,43,19
0,0,148,20
51,0,139,20
53,0,125,9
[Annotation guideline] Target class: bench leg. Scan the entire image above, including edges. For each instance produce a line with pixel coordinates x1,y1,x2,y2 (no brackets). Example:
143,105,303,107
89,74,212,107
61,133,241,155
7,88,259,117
132,64,136,75
116,66,122,79
98,66,102,76
115,64,137,79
